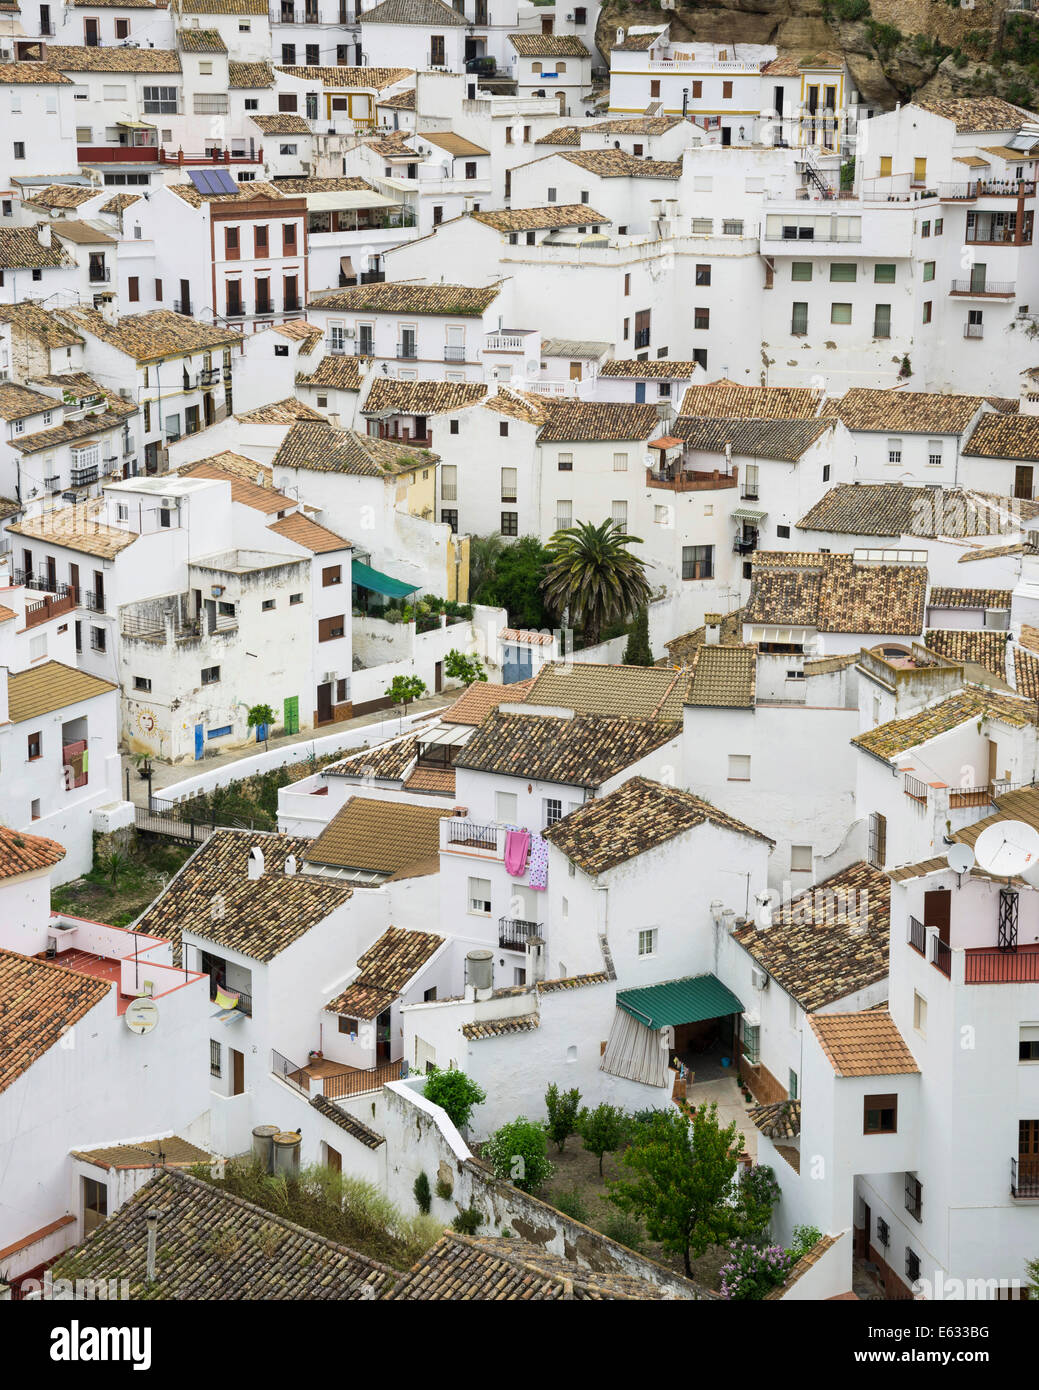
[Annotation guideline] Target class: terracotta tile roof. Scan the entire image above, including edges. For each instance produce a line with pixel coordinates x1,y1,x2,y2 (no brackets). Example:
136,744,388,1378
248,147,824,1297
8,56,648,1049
797,482,1035,538
678,381,820,419
963,412,1039,462
852,685,1035,763
985,395,1020,414
0,825,66,880
7,660,116,721
379,87,415,110
500,628,554,646
612,29,665,52
823,387,987,434
235,397,324,423
6,509,138,559
0,301,84,348
402,765,455,795
595,115,686,134
50,1169,396,1299
750,1099,801,1140
1014,643,1039,700
0,382,56,421
473,204,609,231
745,552,927,635
52,220,116,246
686,643,757,707
540,338,612,359
482,387,549,425
178,27,227,52
11,402,136,456
296,355,370,392
913,95,1037,132
543,775,772,876
168,178,288,209
58,305,239,361
0,227,76,270
760,55,801,75
0,63,73,84
386,1231,690,1300
135,830,354,961
363,377,486,417
69,0,159,6
536,125,582,146
181,0,267,11
325,734,418,782
23,183,97,209
1020,624,1039,654
929,586,1012,609
509,32,590,56
420,130,488,157
305,797,448,875
0,949,110,1095
923,628,1008,677
537,399,661,442
325,925,444,1018
249,112,311,134
442,679,534,725
273,421,434,475
268,512,350,553
664,607,745,664
312,280,500,317
70,1136,213,1169
273,319,323,346
228,60,274,87
309,1094,385,1147
731,861,890,1011
675,415,831,462
455,711,680,790
46,44,182,72
522,661,689,720
176,460,291,513
275,64,412,89
537,972,610,993
97,192,142,217
959,540,1038,562
174,449,271,487
0,605,15,623
362,0,465,21
810,1011,919,1077
600,359,697,379
558,149,681,179
462,1013,539,1040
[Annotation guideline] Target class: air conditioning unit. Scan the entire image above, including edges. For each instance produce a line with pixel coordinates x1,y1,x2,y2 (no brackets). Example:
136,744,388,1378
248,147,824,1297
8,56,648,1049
119,386,133,400
322,670,337,683
750,967,769,991
344,326,356,338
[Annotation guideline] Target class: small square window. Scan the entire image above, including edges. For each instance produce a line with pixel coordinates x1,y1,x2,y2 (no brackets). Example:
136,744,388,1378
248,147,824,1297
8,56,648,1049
450,419,459,435
922,261,935,282
864,1093,897,1134
544,798,562,826
201,665,220,685
290,592,303,605
728,754,750,781
913,991,927,1035
499,421,508,437
791,844,813,873
831,302,852,325
638,928,657,957
262,598,276,611
874,264,896,283
27,731,42,760
777,524,790,538
134,676,151,692
468,876,491,915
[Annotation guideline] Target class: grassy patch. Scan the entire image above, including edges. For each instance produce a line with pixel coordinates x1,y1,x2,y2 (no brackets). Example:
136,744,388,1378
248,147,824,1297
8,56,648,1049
51,839,194,927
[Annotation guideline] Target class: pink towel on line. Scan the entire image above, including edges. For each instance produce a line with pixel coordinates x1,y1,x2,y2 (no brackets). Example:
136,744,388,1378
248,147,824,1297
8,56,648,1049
504,829,530,877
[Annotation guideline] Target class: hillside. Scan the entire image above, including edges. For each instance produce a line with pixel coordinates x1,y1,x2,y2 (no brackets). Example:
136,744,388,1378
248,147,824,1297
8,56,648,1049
596,0,1039,113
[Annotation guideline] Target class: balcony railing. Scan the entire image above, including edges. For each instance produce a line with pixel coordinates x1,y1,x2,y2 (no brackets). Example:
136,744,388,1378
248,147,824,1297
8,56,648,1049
964,323,985,339
964,945,1039,984
908,917,926,955
446,819,498,849
1011,1157,1039,1198
950,279,1015,297
499,916,540,950
904,772,929,805
283,295,302,312
444,345,467,362
634,328,651,349
173,299,192,316
931,934,951,977
322,1058,403,1100
24,592,75,629
646,467,737,493
396,341,418,360
88,266,111,284
81,591,106,614
940,180,1035,200
70,466,99,487
733,536,757,555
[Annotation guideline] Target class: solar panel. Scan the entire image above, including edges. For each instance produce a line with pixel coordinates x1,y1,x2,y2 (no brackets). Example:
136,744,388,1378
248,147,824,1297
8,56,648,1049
188,168,239,197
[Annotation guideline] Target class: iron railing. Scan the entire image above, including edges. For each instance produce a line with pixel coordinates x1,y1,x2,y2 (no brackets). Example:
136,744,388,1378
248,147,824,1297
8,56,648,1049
964,949,1039,984
443,345,467,362
950,279,1015,297
499,916,540,950
396,341,418,359
908,916,926,955
322,1058,403,1099
634,328,651,348
964,323,984,339
905,1174,922,1222
446,819,498,849
173,299,192,315
903,773,929,803
1011,1157,1039,1197
271,1049,309,1096
931,934,952,977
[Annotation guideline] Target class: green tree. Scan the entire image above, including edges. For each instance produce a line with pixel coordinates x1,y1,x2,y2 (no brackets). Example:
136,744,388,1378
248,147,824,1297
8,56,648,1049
443,649,487,685
483,1117,554,1194
473,534,552,630
544,1083,582,1154
413,1172,431,1215
247,702,276,747
385,674,427,716
541,519,651,647
623,606,653,666
1027,1256,1039,1299
735,1163,782,1239
422,1068,486,1132
608,1103,744,1276
468,533,505,596
578,1102,628,1177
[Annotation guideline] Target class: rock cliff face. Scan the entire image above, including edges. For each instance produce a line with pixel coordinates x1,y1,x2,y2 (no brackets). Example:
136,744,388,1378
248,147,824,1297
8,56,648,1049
597,0,1016,112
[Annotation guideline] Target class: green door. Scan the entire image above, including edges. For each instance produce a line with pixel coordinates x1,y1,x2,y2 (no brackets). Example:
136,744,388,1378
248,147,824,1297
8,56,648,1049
283,695,299,735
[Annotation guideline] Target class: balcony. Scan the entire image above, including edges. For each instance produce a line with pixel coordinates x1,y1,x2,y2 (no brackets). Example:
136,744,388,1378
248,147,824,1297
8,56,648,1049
255,302,273,319
173,299,192,316
283,295,302,312
964,323,985,339
950,279,1015,298
443,345,467,362
199,366,221,388
158,146,261,167
732,536,758,556
646,466,737,493
499,916,541,951
70,465,99,487
88,265,110,284
903,772,929,806
81,591,107,614
908,916,926,955
634,328,651,349
441,817,504,859
1011,1157,1039,1198
24,591,75,629
965,943,1039,984
940,180,1035,201
931,934,951,977
396,341,418,360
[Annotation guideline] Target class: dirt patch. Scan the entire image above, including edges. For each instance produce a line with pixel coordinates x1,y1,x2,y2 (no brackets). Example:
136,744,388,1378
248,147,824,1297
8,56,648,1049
51,838,195,928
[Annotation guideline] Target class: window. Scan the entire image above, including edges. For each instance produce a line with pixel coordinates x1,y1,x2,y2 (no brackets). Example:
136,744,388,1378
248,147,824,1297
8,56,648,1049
449,419,459,436
791,262,812,282
199,61,213,76
922,300,932,324
879,155,892,178
254,225,268,256
90,626,106,653
323,564,342,587
540,798,563,828
728,754,750,781
831,302,852,325
210,1039,221,1077
638,929,657,957
921,220,930,238
682,544,713,580
468,876,491,914
934,218,943,236
143,86,177,114
864,1093,897,1134
499,421,508,438
27,731,42,761
201,665,220,685
500,467,517,502
906,1248,921,1283
922,260,935,282
913,157,927,185
612,452,628,472
791,302,808,335
913,991,927,1035
128,277,140,303
875,264,896,283
654,505,670,525
623,318,629,341
776,524,790,539
547,187,557,203
905,1174,922,1223
927,439,943,468
610,501,627,530
723,80,733,97
822,464,830,482
338,1015,358,1036
830,263,857,282
791,845,812,873
318,616,345,642
495,790,518,823
788,1069,798,1101
441,464,458,502
557,452,573,472
873,304,891,338
742,1019,760,1066
500,511,518,536
556,499,572,529
695,307,710,330
30,798,41,821
134,676,151,692
245,97,259,111
624,273,631,296
261,598,276,612
887,437,902,464
722,220,743,236
1019,1026,1039,1061
696,264,711,285
441,509,458,532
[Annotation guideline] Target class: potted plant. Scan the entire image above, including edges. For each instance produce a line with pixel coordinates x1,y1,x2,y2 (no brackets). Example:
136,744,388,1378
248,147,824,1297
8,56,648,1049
132,750,153,780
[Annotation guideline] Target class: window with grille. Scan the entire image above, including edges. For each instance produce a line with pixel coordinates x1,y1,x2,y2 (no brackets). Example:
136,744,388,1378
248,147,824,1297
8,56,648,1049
556,500,572,530
612,452,628,472
723,219,743,235
691,217,713,235
874,304,891,338
682,544,713,580
557,452,573,471
905,1248,921,1282
441,509,458,532
638,929,657,957
791,302,808,335
210,1040,221,1077
468,877,491,914
741,1020,760,1065
876,1217,890,1247
611,501,627,528
695,307,710,329
441,464,457,501
887,438,902,464
905,1173,922,1222
544,798,562,826
500,467,517,502
927,439,942,467
500,511,518,536
868,811,886,868
143,86,178,114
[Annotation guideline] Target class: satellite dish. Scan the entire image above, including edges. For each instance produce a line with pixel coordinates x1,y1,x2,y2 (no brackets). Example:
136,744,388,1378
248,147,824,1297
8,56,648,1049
974,820,1039,878
125,997,159,1035
946,843,975,876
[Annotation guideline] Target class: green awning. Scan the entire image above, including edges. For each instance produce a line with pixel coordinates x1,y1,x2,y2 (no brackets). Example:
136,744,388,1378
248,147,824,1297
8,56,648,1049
731,506,768,522
351,559,420,598
616,974,744,1031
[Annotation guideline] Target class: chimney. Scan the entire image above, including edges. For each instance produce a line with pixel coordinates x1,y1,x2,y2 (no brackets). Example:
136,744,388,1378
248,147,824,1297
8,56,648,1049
704,614,722,646
616,27,625,44
247,847,265,880
36,222,51,248
284,854,297,876
145,1209,159,1283
526,934,546,984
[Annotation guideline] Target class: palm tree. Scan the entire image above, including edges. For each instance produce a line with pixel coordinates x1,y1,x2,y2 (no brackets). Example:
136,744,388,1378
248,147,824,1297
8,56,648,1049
468,532,505,600
540,519,651,647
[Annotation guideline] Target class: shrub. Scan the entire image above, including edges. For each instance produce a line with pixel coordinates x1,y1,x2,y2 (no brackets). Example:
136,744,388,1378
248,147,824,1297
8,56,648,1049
452,1207,485,1235
413,1172,431,1215
598,1213,644,1251
720,1240,795,1299
434,1176,453,1200
552,1189,590,1223
423,1069,487,1131
623,606,653,665
736,1164,782,1238
483,1117,554,1193
577,1102,628,1176
545,1083,582,1153
790,1224,822,1259
443,648,487,685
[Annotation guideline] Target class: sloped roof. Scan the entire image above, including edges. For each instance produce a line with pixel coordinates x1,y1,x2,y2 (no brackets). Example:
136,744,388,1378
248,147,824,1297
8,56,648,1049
928,586,1012,609
537,399,661,443
678,381,820,419
923,628,1008,678
522,661,689,720
0,382,56,421
296,355,370,391
744,552,927,635
822,387,987,434
70,1136,212,1170
274,64,412,89
273,421,435,474
235,397,324,424
363,377,486,417
472,204,610,231
810,1011,919,1077
311,281,500,316
324,734,418,782
0,825,66,880
268,512,350,554
0,227,75,270
45,44,182,72
913,95,1037,132
0,950,109,1096
305,797,448,875
23,183,98,210
0,301,84,348
229,60,274,87
558,149,681,179
441,679,534,725
796,482,1034,538
675,416,831,462
542,775,772,876
361,0,466,22
963,412,1039,462
325,926,445,1019
7,661,116,721
852,686,1035,763
509,33,591,57
6,510,138,559
175,461,292,513
686,644,757,708
57,306,239,362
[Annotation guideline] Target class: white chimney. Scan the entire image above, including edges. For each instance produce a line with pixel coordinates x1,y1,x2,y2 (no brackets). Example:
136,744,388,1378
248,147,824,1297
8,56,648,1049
616,27,625,44
284,854,297,876
36,222,51,248
526,934,546,983
704,614,722,646
145,1209,159,1283
247,847,265,880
